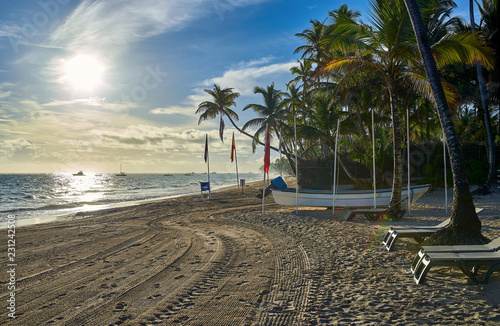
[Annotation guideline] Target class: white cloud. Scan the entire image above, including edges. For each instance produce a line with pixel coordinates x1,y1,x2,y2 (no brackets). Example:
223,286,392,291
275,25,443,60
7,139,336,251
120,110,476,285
0,91,11,99
42,97,138,111
201,61,296,95
49,0,274,53
157,59,296,114
50,0,195,52
0,138,37,161
150,106,194,117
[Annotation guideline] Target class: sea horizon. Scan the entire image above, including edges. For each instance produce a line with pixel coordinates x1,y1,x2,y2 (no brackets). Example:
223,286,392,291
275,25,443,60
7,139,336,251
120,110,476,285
0,172,262,226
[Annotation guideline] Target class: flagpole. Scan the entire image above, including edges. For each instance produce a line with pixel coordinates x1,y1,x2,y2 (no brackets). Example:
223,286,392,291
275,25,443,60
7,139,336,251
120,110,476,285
372,109,376,208
407,108,411,215
294,107,298,215
207,135,211,199
235,149,240,193
232,132,240,193
332,120,340,215
279,134,283,179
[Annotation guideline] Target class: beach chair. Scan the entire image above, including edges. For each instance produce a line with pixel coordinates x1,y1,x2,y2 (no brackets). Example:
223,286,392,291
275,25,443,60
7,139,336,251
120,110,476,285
381,218,451,251
412,250,500,284
411,236,500,273
200,182,211,199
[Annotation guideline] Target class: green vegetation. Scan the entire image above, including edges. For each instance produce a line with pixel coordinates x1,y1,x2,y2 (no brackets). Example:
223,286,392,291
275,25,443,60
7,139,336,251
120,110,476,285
197,0,498,242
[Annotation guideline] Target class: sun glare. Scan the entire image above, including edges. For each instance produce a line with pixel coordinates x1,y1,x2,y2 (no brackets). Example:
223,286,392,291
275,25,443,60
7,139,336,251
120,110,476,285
62,54,105,92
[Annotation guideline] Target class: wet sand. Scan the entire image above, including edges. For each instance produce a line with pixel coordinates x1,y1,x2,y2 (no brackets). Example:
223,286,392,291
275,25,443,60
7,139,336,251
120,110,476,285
1,180,499,325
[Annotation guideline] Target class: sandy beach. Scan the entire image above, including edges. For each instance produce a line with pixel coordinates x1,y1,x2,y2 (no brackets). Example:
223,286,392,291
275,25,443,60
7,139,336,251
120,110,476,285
1,180,499,325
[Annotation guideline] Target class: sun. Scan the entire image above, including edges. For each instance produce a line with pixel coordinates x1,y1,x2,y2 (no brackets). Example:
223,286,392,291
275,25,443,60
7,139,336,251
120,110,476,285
62,54,105,92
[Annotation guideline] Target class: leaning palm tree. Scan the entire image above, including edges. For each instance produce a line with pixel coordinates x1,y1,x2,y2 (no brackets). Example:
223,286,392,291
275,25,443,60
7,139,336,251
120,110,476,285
196,84,285,154
196,84,240,142
403,0,491,244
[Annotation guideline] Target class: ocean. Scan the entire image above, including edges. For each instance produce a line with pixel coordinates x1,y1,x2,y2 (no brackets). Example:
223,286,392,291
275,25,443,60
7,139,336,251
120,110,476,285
0,172,261,224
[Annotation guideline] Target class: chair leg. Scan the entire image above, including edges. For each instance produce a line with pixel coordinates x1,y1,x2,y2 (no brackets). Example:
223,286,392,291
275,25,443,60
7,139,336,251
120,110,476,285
385,231,399,251
458,261,480,284
414,255,432,284
382,229,394,246
411,249,426,273
482,263,500,284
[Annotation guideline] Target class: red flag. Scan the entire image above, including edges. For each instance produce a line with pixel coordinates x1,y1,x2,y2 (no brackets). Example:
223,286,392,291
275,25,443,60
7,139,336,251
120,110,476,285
231,132,236,162
264,126,270,174
204,134,208,163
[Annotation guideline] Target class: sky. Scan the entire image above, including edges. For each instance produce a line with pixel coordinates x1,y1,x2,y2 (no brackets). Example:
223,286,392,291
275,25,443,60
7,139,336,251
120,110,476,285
0,0,475,173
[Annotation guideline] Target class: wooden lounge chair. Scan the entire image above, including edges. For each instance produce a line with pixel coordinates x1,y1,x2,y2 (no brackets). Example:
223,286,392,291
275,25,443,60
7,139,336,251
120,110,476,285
412,250,500,284
381,218,450,251
411,236,500,273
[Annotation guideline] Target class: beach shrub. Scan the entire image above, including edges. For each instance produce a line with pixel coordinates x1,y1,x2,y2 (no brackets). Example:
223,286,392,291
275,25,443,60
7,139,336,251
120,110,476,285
465,158,488,185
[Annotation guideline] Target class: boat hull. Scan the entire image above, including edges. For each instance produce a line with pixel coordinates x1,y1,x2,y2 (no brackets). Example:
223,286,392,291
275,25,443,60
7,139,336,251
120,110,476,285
271,184,431,208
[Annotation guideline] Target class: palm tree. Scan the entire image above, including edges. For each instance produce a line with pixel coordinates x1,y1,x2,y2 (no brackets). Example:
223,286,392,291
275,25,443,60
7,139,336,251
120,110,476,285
196,84,283,153
317,0,493,214
242,83,287,152
317,0,417,212
294,19,327,62
281,84,303,175
196,84,240,142
470,0,496,194
403,0,490,243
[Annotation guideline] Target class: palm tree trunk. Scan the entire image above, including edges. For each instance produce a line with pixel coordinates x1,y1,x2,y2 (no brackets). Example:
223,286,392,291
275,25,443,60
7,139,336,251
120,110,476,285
388,85,403,211
470,0,495,192
404,0,482,236
224,113,282,154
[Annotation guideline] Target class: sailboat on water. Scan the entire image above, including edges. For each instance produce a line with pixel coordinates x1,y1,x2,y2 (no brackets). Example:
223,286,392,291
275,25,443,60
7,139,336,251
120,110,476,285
116,164,127,176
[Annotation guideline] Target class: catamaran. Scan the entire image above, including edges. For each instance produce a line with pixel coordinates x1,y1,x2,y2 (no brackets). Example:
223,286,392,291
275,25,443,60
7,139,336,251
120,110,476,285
271,183,431,208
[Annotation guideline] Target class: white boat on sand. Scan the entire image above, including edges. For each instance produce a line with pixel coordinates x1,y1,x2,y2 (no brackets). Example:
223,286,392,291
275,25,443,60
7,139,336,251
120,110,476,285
271,183,431,208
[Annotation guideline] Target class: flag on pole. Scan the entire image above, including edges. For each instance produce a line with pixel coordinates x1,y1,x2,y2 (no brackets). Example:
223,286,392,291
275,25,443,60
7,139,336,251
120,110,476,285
204,134,211,198
204,134,208,163
264,125,271,175
262,125,270,214
231,132,240,192
231,133,236,162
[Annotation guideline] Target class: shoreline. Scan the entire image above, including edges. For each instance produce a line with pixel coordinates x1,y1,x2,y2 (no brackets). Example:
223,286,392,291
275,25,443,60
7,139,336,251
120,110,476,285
0,178,261,230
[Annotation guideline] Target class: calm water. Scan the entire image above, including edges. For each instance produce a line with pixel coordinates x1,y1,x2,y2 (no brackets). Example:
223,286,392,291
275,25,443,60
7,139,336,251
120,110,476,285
0,173,260,223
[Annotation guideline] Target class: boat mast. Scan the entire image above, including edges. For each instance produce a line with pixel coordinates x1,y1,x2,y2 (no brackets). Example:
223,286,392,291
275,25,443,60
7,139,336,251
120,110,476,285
443,132,448,215
332,120,340,215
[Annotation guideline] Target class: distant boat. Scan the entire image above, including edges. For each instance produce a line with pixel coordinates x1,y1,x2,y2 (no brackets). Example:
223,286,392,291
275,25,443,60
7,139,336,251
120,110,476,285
184,172,195,176
116,164,127,176
73,171,85,176
271,184,431,208
164,174,173,176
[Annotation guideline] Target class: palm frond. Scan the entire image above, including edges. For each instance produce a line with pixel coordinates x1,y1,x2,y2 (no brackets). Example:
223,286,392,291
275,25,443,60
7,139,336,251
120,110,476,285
432,31,494,69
